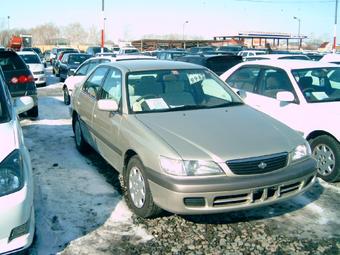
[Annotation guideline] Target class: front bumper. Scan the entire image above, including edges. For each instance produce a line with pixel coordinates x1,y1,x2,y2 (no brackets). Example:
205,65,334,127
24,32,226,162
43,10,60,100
147,157,317,215
33,74,46,85
0,185,35,254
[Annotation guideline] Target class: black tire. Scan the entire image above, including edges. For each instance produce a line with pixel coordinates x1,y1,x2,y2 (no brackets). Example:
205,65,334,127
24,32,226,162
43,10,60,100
74,116,89,153
63,88,70,105
26,105,38,118
124,156,162,218
309,135,340,183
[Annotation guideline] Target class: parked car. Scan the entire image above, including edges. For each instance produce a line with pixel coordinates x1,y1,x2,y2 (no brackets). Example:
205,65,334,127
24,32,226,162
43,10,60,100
176,54,242,75
156,50,188,60
86,46,110,56
244,54,311,61
62,55,156,105
71,60,316,218
189,46,216,54
237,50,266,59
21,47,46,67
0,50,38,117
0,68,35,254
319,53,340,64
53,49,79,77
58,53,91,82
118,47,140,55
43,50,51,63
220,60,340,182
18,51,46,86
50,47,77,65
216,45,245,55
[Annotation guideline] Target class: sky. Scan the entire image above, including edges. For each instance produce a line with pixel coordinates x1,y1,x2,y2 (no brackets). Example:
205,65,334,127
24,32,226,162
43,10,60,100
0,0,335,43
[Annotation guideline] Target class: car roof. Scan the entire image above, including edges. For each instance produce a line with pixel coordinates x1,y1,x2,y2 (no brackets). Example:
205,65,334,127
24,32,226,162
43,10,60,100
103,60,203,72
320,53,340,62
238,59,339,70
17,51,39,56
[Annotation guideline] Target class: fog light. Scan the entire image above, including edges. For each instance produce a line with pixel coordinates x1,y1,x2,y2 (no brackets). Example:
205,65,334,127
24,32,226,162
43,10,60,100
8,221,30,242
183,197,205,207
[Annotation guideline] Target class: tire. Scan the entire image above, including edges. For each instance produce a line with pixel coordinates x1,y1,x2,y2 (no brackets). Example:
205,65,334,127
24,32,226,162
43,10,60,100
26,105,38,118
309,135,340,183
124,156,162,218
74,116,89,153
63,88,70,105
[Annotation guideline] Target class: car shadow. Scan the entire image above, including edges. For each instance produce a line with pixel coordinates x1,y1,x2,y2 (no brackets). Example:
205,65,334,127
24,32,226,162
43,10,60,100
181,180,324,224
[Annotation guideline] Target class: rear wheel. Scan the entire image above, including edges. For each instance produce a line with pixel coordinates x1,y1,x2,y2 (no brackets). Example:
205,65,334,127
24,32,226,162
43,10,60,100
124,156,162,218
74,116,89,153
63,88,70,105
26,105,38,118
310,135,340,182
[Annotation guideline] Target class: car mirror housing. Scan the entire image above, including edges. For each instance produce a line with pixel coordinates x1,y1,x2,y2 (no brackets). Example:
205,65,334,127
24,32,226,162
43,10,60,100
97,99,119,112
236,90,247,99
68,69,75,76
276,91,295,102
14,96,34,115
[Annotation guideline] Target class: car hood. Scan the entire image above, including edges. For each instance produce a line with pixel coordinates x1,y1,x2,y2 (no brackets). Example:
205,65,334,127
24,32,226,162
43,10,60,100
0,122,17,162
28,63,44,72
136,106,303,161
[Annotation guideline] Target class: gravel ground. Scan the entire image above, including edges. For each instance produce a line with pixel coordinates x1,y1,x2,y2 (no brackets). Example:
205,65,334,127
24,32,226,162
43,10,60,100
26,69,340,254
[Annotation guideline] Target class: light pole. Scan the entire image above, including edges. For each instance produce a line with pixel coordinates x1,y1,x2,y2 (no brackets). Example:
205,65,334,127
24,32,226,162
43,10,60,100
7,16,10,30
101,0,105,53
293,16,301,50
182,21,189,49
333,0,338,52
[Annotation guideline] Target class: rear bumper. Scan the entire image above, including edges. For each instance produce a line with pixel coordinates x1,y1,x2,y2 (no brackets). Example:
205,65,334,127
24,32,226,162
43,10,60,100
147,157,317,214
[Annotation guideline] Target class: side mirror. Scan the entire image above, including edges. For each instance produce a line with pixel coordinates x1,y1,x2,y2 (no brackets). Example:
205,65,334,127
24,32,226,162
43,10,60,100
97,99,118,112
236,90,247,99
276,91,295,102
68,69,75,76
14,96,34,115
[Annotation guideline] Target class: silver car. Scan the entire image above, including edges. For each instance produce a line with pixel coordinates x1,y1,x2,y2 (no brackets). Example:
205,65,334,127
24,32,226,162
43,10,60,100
71,60,317,218
0,70,35,253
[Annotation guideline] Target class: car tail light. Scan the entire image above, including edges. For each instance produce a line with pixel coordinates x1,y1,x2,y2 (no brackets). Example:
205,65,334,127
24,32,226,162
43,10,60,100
10,75,34,84
58,53,64,60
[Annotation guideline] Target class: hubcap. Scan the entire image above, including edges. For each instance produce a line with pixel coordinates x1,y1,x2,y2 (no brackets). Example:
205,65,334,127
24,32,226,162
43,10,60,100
313,143,335,176
129,166,146,208
75,120,82,147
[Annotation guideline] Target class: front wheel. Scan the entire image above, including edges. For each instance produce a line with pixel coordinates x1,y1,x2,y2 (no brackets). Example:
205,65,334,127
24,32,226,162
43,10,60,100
124,156,162,218
310,135,340,183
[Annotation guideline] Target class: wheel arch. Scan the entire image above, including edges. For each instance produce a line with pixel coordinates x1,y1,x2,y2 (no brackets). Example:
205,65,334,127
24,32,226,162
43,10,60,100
123,149,138,173
306,130,339,143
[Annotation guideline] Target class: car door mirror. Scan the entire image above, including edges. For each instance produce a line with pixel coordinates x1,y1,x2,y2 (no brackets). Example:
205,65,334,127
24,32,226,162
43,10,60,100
14,96,34,115
236,90,247,99
276,91,295,102
69,69,75,76
97,99,118,112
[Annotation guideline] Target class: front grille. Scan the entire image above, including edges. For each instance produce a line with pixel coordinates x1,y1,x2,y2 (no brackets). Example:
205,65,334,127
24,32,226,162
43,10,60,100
226,152,288,175
213,176,315,207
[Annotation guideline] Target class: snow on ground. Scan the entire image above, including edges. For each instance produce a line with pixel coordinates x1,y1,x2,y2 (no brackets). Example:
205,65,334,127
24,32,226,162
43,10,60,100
21,95,152,255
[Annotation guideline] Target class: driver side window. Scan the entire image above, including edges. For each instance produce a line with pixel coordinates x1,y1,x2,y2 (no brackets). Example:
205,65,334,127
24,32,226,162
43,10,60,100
82,67,108,98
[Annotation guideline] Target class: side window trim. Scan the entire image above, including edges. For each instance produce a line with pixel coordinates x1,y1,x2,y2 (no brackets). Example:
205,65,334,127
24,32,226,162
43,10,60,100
82,66,109,99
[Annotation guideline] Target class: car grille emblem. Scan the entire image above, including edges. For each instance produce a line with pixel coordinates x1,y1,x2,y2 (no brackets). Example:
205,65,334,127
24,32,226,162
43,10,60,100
258,162,267,169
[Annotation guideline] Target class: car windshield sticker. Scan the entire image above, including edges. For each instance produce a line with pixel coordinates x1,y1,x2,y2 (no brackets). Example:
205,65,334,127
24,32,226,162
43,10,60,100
188,73,205,85
311,92,329,100
145,98,169,110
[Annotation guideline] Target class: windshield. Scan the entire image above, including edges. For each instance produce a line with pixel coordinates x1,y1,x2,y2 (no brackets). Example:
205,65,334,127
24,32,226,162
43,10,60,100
69,55,90,65
292,67,340,103
127,69,243,113
20,54,41,64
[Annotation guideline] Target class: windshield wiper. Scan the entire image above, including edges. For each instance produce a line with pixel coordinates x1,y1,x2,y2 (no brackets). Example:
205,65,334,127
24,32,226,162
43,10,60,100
209,102,244,108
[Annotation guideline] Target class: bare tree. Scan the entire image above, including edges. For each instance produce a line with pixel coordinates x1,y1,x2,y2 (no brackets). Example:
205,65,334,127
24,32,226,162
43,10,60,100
62,23,87,45
30,23,60,45
86,25,100,45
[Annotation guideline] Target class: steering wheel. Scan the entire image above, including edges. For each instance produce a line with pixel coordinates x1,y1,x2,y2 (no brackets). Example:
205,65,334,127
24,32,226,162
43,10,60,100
135,94,157,103
302,88,315,94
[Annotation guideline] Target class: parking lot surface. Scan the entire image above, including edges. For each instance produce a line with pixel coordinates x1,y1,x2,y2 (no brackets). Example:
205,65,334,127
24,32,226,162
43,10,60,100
22,68,340,254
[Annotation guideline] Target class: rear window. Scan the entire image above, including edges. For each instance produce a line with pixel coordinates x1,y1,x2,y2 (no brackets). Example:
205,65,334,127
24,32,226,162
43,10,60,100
0,51,27,71
69,54,90,65
206,56,242,75
20,54,41,64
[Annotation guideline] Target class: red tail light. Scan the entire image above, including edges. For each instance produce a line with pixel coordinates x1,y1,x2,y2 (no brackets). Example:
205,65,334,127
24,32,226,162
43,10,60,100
58,53,64,60
10,75,34,84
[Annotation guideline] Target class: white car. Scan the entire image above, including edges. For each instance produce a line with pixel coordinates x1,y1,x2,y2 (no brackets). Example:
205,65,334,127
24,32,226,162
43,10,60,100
220,60,340,182
244,54,311,61
319,53,340,64
0,70,35,254
237,50,266,59
18,51,46,86
62,55,156,105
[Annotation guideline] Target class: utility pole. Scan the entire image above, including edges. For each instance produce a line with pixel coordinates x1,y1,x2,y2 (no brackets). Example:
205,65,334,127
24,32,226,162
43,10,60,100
7,16,10,30
101,0,105,53
182,21,189,49
333,0,338,52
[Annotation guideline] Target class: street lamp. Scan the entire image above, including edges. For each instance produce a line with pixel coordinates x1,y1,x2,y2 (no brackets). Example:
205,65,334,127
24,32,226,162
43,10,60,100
182,21,189,49
293,16,301,49
7,16,10,30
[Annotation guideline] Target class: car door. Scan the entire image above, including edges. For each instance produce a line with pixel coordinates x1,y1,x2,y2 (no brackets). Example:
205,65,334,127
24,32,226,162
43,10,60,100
91,67,124,170
75,66,109,148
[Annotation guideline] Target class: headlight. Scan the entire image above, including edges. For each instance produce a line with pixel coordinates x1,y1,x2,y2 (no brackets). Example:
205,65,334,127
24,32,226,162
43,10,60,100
0,150,24,197
291,142,311,162
160,156,224,176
